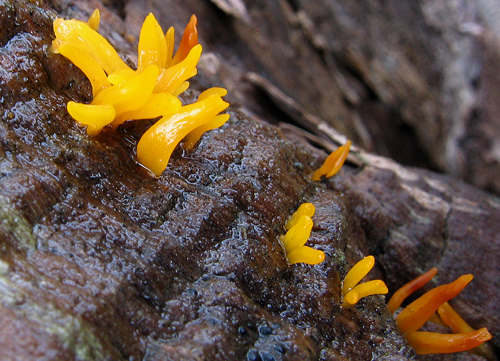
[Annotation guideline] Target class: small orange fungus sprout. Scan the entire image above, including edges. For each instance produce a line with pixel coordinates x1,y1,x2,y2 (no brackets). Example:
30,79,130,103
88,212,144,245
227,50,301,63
52,10,229,175
279,203,325,265
341,255,388,308
312,140,351,181
388,269,492,355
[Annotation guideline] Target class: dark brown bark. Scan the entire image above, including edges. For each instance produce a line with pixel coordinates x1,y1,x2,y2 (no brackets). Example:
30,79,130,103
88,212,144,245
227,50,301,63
0,0,498,360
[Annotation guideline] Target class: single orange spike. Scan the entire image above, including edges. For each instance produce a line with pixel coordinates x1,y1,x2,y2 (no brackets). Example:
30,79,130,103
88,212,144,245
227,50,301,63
311,140,351,181
404,328,492,354
387,268,438,314
171,15,198,66
396,274,473,333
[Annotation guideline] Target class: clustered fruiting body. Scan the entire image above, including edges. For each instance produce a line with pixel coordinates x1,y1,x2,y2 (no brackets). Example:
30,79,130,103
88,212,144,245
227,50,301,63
53,12,492,357
280,140,491,355
279,203,325,265
388,269,492,354
52,10,229,175
341,255,388,308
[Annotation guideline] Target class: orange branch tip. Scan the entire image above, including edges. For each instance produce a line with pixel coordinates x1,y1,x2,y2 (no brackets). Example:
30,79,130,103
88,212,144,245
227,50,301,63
171,14,198,66
404,328,492,355
312,140,351,181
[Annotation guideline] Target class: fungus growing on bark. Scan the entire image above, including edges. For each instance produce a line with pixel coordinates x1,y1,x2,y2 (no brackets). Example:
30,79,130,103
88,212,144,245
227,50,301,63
52,10,229,174
403,328,492,355
279,203,325,265
312,140,351,181
388,269,492,355
137,88,229,175
341,255,388,308
387,267,438,314
396,274,474,333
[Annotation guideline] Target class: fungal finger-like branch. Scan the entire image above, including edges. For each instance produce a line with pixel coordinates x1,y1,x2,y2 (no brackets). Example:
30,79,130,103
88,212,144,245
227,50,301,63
341,255,388,308
52,16,130,75
342,255,375,296
93,65,160,113
137,13,169,71
183,114,230,150
312,140,351,181
155,44,202,94
183,88,230,150
391,270,492,356
111,93,182,128
137,94,229,175
58,43,111,96
171,14,199,66
387,267,438,314
436,302,495,358
437,302,474,334
286,245,325,265
396,274,473,333
67,102,116,136
342,280,388,308
87,9,100,31
285,203,315,230
404,328,492,355
280,215,313,254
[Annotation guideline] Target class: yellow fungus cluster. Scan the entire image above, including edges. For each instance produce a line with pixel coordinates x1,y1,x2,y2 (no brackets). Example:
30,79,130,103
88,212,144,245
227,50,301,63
341,255,388,308
52,10,229,175
312,140,351,181
279,203,325,265
388,268,492,355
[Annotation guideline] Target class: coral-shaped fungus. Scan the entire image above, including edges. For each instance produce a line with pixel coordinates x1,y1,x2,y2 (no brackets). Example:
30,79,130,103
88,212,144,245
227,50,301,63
388,268,492,355
279,203,325,265
312,140,351,181
341,255,388,308
52,10,229,175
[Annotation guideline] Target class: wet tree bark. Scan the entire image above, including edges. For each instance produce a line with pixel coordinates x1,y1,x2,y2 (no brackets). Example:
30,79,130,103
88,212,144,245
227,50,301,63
0,0,498,360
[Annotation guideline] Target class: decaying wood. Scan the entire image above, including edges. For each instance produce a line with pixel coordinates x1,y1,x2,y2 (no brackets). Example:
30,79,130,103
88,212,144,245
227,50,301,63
0,0,499,360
